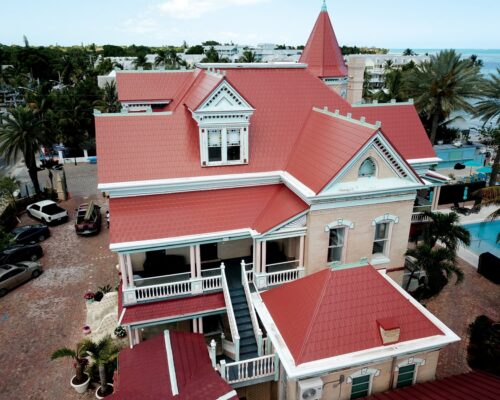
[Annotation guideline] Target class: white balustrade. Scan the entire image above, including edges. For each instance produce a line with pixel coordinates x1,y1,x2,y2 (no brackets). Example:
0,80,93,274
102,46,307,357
221,263,240,361
411,212,431,223
219,354,278,384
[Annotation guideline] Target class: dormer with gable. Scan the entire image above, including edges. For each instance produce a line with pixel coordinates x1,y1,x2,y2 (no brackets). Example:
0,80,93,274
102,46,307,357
192,79,255,166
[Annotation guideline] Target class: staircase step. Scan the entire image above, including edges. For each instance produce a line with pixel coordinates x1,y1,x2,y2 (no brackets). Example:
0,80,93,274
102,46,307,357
230,294,247,304
240,351,259,360
240,344,258,355
229,287,244,295
237,322,254,331
236,315,252,325
241,337,257,347
234,303,249,312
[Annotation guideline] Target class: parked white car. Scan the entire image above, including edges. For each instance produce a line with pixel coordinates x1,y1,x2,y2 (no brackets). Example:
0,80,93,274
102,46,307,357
26,200,68,225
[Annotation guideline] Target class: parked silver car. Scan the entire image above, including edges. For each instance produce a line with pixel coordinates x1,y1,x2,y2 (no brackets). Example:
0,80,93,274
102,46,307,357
0,262,43,297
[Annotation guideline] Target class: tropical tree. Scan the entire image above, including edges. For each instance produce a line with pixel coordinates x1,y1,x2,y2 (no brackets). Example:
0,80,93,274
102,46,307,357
201,47,229,63
154,49,168,68
51,342,90,385
404,50,482,144
403,48,416,56
0,175,19,206
469,54,484,68
133,54,152,70
473,186,500,224
406,244,463,299
166,47,181,68
421,211,471,253
0,106,47,193
82,336,120,397
238,51,257,63
94,82,121,113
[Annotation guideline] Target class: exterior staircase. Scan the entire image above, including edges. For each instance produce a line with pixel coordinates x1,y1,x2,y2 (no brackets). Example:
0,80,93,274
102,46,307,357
229,286,259,360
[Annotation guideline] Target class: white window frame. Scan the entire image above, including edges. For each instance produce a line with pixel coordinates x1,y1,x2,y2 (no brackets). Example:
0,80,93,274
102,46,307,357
327,227,347,264
200,126,248,166
324,219,354,265
347,368,380,399
372,221,392,257
393,357,425,388
370,214,399,263
358,157,378,178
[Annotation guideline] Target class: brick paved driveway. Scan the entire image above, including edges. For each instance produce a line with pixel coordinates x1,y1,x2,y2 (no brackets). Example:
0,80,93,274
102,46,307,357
424,257,500,379
0,165,117,399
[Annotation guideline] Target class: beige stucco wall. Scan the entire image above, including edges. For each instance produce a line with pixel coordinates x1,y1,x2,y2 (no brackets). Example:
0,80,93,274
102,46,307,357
304,198,414,282
287,350,440,400
339,148,397,183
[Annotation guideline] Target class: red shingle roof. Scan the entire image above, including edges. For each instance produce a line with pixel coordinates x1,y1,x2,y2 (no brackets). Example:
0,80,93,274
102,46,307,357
363,371,500,400
121,292,225,326
110,331,236,400
261,266,444,365
299,8,347,78
116,71,193,102
109,185,307,244
286,110,377,193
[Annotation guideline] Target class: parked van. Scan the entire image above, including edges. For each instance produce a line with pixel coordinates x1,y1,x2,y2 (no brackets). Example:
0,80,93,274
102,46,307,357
75,202,102,235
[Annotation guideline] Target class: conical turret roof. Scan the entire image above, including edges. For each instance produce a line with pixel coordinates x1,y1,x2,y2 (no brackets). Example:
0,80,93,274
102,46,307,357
299,2,348,78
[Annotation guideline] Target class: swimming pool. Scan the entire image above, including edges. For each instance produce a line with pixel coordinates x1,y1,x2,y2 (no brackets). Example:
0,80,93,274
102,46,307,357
463,220,500,257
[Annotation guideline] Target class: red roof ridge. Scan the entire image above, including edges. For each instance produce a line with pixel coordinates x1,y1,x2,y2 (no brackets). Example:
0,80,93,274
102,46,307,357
296,269,331,363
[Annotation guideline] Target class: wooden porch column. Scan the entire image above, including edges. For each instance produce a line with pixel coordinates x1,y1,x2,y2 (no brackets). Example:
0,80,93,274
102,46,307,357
198,317,203,334
255,240,261,274
299,235,305,267
125,254,134,287
195,245,201,277
261,240,267,274
134,328,141,344
118,254,128,289
192,318,198,333
190,246,196,279
431,186,441,211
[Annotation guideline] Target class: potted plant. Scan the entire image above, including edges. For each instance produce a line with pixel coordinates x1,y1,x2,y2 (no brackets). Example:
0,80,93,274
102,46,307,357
84,291,95,304
114,326,127,339
51,342,90,394
83,336,120,398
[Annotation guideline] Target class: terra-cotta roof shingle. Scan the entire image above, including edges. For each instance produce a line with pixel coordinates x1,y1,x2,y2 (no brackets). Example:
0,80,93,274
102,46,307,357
261,266,444,365
109,185,308,244
299,7,348,78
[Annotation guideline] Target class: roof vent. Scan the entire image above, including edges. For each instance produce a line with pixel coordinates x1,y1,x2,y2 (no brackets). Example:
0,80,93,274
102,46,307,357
347,113,352,119
360,116,366,123
373,100,378,104
375,121,382,127
335,109,340,115
377,318,400,345
408,98,414,104
324,106,328,111
390,99,396,104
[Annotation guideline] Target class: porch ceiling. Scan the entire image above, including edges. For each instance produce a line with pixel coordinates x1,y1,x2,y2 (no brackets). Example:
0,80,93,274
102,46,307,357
109,184,308,247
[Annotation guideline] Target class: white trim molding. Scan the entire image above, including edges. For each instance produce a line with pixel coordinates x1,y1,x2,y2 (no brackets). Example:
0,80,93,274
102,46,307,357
164,330,179,396
346,367,380,383
324,218,355,232
372,213,399,226
395,357,425,371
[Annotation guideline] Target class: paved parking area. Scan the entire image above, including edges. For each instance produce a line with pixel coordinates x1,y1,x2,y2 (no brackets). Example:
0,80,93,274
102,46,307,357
424,257,500,379
0,165,116,399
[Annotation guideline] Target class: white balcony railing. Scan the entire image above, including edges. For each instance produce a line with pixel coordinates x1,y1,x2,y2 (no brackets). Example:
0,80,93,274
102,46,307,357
221,263,240,361
241,261,263,355
411,212,432,223
122,270,222,305
253,265,305,289
219,353,278,385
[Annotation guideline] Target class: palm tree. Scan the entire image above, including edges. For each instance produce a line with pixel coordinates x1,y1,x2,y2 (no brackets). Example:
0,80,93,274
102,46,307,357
422,211,471,253
201,47,229,63
154,49,168,68
403,48,416,56
94,82,121,113
0,106,47,193
83,336,120,397
406,244,463,299
473,186,500,221
51,342,90,385
404,50,482,144
133,54,151,70
238,51,257,63
166,48,181,68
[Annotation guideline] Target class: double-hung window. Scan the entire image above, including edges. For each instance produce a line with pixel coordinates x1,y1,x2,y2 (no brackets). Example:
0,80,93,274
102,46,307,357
396,364,416,388
327,227,345,263
205,127,243,165
350,375,370,399
372,222,390,255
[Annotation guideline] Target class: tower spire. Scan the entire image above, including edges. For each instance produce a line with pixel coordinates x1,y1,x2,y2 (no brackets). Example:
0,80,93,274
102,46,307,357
321,0,327,12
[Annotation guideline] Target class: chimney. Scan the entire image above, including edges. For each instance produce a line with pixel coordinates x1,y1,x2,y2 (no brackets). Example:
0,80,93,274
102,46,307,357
347,55,365,105
377,318,400,345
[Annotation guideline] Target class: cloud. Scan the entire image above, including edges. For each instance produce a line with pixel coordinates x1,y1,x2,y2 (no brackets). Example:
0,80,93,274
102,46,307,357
157,0,269,19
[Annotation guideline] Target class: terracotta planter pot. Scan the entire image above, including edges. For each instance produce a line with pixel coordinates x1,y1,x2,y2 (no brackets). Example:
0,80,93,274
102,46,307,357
95,383,114,399
70,373,90,394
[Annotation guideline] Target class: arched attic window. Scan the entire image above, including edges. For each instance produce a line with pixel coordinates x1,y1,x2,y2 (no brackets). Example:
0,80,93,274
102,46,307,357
358,157,377,178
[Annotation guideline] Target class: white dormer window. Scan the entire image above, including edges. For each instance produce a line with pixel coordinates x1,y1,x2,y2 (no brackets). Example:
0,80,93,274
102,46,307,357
192,80,254,167
358,157,377,178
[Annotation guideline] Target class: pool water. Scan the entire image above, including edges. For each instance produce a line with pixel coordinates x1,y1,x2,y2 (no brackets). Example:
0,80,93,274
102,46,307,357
463,220,500,257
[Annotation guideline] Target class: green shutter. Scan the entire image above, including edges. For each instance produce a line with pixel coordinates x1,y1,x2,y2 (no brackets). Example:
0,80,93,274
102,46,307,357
396,364,416,388
351,375,370,399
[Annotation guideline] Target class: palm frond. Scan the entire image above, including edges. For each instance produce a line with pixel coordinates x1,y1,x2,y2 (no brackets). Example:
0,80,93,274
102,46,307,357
51,348,76,360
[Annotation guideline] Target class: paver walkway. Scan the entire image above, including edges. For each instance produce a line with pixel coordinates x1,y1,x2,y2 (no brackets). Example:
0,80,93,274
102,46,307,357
424,257,500,379
0,165,116,399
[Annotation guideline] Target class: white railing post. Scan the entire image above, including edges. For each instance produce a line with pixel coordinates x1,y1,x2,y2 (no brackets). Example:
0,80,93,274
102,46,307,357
220,359,227,380
274,353,280,381
257,329,263,356
209,339,217,369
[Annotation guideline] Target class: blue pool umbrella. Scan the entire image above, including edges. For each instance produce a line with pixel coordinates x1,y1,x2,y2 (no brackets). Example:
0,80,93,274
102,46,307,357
476,166,492,174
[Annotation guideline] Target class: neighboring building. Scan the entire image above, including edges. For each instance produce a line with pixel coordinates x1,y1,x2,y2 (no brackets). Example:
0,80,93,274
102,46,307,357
96,2,456,399
433,143,486,170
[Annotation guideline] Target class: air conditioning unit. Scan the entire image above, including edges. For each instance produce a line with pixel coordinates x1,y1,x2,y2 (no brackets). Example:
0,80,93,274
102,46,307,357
298,377,323,400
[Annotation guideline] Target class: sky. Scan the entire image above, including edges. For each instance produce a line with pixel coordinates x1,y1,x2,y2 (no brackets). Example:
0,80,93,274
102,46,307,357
1,0,499,49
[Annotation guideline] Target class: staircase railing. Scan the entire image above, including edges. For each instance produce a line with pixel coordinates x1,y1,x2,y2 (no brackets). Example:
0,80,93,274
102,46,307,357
221,262,240,361
241,260,263,356
219,353,278,385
